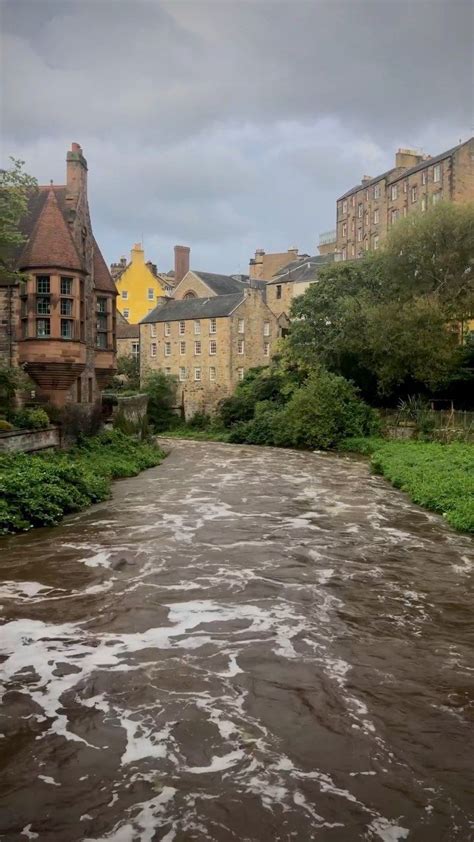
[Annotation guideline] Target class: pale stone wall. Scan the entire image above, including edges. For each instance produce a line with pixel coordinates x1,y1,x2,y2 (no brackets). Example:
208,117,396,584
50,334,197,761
116,336,139,359
249,249,300,280
172,271,217,300
266,280,294,318
0,426,61,453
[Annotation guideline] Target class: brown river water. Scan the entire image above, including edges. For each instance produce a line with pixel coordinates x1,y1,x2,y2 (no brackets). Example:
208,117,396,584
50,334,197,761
0,440,473,842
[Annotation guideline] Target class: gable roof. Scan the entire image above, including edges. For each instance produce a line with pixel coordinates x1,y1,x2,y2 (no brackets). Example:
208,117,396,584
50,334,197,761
117,320,140,339
191,271,249,296
268,254,333,284
18,186,84,272
93,238,117,293
141,293,245,324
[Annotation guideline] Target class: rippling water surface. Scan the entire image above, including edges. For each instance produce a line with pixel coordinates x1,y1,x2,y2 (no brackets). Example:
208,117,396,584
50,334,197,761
0,440,473,841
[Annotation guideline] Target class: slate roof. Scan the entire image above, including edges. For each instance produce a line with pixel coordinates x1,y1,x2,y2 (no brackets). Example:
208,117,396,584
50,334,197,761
141,293,244,324
337,168,398,201
93,236,117,293
117,321,140,339
191,271,249,296
268,254,333,284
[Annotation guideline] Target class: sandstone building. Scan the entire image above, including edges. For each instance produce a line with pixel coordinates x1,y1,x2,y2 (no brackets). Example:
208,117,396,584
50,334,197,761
248,247,308,280
0,143,117,407
265,253,334,318
116,312,139,361
336,138,474,260
140,286,282,418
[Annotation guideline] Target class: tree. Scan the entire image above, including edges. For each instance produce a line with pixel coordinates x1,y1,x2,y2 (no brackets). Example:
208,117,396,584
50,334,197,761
143,371,178,431
0,158,38,285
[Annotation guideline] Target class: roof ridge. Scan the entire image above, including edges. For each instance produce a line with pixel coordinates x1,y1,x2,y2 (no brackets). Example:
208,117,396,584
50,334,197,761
19,186,84,271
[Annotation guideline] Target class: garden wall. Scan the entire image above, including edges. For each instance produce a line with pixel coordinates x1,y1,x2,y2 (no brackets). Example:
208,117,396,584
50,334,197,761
0,426,61,453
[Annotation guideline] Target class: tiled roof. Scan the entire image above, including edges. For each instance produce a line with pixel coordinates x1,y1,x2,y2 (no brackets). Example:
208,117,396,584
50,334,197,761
268,254,333,284
192,271,249,295
117,320,140,339
93,237,117,293
141,293,244,323
18,187,84,271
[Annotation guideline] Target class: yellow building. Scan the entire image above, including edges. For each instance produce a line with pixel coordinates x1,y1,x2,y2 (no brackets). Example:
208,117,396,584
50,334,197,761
113,243,171,324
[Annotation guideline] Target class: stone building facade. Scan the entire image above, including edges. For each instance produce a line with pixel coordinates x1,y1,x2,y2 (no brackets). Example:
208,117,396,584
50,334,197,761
0,143,117,407
248,247,307,280
265,254,334,318
336,138,474,260
140,288,282,418
116,312,140,361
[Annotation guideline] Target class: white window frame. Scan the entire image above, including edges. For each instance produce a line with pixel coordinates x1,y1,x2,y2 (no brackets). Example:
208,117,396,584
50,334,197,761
194,320,201,335
422,170,427,186
150,342,157,357
341,247,347,261
194,340,201,355
164,342,171,356
263,342,270,357
411,185,417,203
391,184,398,200
238,318,245,334
164,322,171,336
421,196,427,212
209,366,216,382
180,341,186,355
373,236,379,251
342,222,347,238
123,309,129,319
209,339,217,355
179,367,186,382
147,288,154,301
179,320,186,336
357,229,362,242
150,324,156,337
432,192,441,205
165,367,171,376
373,184,380,200
237,367,244,381
131,342,139,358
237,339,244,355
194,367,201,382
358,203,363,218
263,321,270,336
373,208,379,224
342,200,347,214
121,290,128,300
209,318,217,334
433,164,441,183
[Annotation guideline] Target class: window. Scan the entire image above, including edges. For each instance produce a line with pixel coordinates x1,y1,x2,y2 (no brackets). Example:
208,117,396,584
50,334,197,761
433,164,441,183
164,322,171,336
194,340,201,355
422,170,427,186
179,367,187,381
194,320,201,335
179,320,186,335
238,318,245,333
123,309,129,319
342,200,348,214
432,192,441,205
37,296,50,315
411,185,417,203
357,229,363,242
263,320,270,336
147,288,154,300
150,324,156,337
209,340,217,355
341,247,347,261
61,319,73,339
351,195,355,207
121,290,128,300
373,235,379,250
351,245,356,257
403,181,408,194
151,342,157,357
184,291,196,299
164,342,171,356
96,313,107,332
60,298,73,316
209,366,216,382
237,367,244,381
364,212,369,227
180,341,186,355
60,277,73,295
391,209,399,223
36,318,50,337
264,342,270,357
358,203,363,218
165,367,171,375
209,318,217,334
97,297,107,314
374,184,380,199
421,196,427,212
96,332,107,349
342,222,347,238
276,285,282,300
131,342,139,359
391,184,398,200
373,208,379,224
237,339,244,355
194,367,201,381
365,189,369,201
36,275,50,294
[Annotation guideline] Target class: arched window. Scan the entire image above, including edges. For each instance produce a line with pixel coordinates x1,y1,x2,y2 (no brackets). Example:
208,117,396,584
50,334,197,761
183,291,196,299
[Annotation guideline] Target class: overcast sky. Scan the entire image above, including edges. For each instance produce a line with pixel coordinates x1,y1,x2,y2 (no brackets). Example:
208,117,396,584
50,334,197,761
1,0,472,274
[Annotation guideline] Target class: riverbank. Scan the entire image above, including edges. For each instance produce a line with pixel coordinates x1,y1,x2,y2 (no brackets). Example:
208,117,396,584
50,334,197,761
0,430,165,534
341,438,474,533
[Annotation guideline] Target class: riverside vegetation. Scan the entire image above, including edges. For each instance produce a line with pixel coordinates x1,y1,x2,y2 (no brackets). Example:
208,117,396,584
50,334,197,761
0,430,165,534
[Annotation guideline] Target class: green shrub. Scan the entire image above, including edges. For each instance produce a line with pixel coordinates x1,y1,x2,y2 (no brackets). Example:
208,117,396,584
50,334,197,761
0,419,14,432
144,371,178,431
10,407,50,430
0,430,165,534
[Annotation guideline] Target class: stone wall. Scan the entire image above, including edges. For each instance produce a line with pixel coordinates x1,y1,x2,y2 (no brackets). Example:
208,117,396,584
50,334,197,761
0,425,61,453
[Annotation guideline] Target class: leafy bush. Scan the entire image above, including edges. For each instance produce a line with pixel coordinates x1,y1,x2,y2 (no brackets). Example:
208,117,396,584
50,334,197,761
10,407,49,430
0,419,14,432
0,429,165,534
187,412,212,429
341,438,474,533
144,371,178,431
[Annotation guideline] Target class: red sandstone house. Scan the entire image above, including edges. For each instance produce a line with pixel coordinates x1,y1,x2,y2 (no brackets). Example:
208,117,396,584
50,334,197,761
0,143,117,407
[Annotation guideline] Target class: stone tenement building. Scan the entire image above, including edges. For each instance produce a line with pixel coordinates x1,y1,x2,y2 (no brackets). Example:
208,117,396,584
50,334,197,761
248,247,308,280
112,243,174,324
0,143,117,407
140,286,282,418
266,253,334,318
116,312,139,361
336,137,474,260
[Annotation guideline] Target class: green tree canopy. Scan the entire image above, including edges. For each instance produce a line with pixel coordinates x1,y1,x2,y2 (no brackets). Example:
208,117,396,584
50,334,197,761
0,158,37,286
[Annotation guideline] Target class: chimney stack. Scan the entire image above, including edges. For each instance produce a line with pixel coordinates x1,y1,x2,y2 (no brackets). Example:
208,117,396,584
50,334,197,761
174,245,190,285
66,142,88,199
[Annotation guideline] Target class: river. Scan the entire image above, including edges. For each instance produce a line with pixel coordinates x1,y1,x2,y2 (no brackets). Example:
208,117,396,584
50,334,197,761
0,440,473,841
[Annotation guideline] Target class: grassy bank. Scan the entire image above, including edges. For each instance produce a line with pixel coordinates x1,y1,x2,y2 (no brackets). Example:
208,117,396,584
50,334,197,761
158,423,230,442
340,438,474,533
0,430,165,535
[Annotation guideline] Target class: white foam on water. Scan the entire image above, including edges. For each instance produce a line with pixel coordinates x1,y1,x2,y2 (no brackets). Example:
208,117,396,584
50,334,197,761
21,826,38,839
37,774,61,786
368,818,410,841
0,581,50,599
184,749,244,774
84,786,177,842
